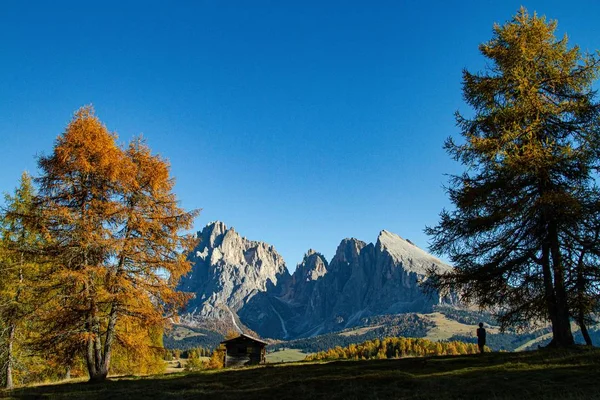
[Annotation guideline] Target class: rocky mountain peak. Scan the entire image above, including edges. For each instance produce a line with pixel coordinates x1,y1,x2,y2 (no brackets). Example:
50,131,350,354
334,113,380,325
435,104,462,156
201,220,228,247
180,223,455,340
376,229,451,275
332,238,365,266
295,250,328,282
179,221,290,330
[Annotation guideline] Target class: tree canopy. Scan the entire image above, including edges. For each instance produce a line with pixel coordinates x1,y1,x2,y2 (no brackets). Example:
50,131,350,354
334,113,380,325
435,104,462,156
426,8,600,347
2,107,199,382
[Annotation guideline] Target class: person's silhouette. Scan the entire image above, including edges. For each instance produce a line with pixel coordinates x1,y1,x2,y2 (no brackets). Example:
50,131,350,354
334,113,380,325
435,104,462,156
476,322,486,354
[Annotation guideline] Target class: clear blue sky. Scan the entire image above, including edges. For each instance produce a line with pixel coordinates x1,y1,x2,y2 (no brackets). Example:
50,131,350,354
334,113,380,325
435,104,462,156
1,1,599,270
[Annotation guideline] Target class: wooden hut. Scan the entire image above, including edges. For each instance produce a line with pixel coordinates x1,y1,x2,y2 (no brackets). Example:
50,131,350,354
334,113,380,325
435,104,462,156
220,334,267,367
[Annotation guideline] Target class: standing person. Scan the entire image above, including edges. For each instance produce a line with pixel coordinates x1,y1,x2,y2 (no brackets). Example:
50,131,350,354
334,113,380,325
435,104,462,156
477,323,486,354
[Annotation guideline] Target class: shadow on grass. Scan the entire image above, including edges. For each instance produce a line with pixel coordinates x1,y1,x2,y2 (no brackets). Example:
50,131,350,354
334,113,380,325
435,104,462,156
3,348,599,400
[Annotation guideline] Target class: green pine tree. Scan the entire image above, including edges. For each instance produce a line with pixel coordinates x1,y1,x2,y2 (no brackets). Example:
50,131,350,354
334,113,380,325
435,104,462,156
0,173,41,388
426,8,600,347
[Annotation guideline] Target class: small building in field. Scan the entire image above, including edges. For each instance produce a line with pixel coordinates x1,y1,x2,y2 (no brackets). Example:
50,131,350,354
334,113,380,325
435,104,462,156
220,334,267,367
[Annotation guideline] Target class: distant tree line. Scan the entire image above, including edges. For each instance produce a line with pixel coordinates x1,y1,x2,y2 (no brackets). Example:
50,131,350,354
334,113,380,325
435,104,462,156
163,327,223,351
305,337,484,362
274,314,432,354
165,347,212,360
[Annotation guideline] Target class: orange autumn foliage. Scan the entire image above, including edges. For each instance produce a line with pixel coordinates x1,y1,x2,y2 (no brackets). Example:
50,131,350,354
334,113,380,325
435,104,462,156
305,337,482,362
33,106,199,382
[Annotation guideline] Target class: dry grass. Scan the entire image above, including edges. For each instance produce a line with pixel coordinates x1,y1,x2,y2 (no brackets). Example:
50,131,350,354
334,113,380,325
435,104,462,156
421,312,500,341
164,358,210,374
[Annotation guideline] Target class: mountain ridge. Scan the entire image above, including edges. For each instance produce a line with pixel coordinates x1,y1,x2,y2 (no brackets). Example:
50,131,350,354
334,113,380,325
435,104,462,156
177,221,454,340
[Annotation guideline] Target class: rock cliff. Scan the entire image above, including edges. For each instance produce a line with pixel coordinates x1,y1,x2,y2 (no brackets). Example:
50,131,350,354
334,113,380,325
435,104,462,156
178,221,290,332
179,222,453,339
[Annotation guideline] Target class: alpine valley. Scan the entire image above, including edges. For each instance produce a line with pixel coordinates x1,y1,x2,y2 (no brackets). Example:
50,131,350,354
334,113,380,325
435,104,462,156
165,222,599,353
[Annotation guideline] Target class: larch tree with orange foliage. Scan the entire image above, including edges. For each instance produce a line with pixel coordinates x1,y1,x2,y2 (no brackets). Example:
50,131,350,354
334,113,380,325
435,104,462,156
33,107,198,382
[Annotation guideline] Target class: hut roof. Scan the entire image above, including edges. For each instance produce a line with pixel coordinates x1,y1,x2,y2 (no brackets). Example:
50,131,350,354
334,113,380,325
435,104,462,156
220,333,268,346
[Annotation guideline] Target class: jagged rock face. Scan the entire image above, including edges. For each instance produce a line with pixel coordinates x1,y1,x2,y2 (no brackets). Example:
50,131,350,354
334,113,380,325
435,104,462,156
178,222,454,340
283,249,328,304
300,238,367,334
237,250,329,339
178,221,290,328
273,231,454,337
364,230,454,314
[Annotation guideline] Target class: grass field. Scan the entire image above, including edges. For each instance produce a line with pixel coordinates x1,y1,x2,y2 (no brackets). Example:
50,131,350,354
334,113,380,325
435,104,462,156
2,347,599,399
421,312,500,341
164,358,210,374
265,348,308,363
168,325,206,341
339,325,383,337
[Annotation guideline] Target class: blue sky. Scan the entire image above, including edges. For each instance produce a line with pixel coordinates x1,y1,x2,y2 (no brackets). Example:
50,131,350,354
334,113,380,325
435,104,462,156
1,1,599,270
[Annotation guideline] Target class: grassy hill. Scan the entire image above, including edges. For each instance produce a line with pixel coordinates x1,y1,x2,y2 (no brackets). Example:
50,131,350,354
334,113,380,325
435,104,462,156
265,348,308,363
165,310,597,354
3,347,599,399
273,311,555,353
163,324,224,351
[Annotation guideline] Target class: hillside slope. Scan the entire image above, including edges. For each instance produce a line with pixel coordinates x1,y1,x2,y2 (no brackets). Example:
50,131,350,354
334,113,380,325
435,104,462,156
8,348,600,400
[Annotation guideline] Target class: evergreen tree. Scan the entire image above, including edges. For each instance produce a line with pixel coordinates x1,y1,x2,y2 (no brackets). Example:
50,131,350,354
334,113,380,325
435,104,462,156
426,9,600,346
0,173,41,388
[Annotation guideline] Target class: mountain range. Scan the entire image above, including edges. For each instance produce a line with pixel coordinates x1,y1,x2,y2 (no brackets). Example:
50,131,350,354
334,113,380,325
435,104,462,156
177,221,455,340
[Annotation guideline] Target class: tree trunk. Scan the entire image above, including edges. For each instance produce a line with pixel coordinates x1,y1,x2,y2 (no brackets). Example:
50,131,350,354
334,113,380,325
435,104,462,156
549,223,574,347
85,329,97,379
85,300,116,382
575,248,592,346
88,340,108,384
541,240,559,344
93,314,103,374
90,305,107,382
97,249,126,377
88,369,108,383
84,279,97,380
4,261,24,390
5,324,15,389
578,314,593,346
85,308,99,381
577,311,593,346
101,303,118,375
